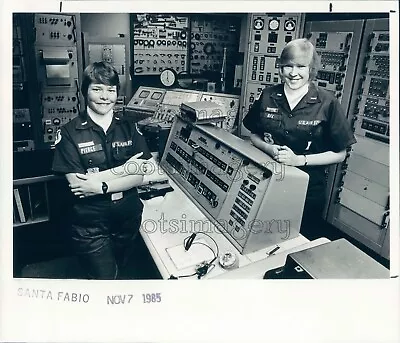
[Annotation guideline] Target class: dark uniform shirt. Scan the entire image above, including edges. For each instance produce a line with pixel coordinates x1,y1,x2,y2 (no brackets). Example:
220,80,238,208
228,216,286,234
243,82,356,197
52,111,152,204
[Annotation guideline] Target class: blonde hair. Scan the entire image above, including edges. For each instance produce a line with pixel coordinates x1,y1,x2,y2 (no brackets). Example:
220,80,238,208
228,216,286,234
279,38,320,80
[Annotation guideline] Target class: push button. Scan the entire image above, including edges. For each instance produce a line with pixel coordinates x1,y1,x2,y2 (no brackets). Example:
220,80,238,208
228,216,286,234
285,130,289,135
88,159,93,165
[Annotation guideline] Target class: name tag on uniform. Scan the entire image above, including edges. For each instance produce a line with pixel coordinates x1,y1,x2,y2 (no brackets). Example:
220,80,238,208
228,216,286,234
298,120,321,126
80,144,103,155
266,107,279,113
78,141,95,148
111,192,123,201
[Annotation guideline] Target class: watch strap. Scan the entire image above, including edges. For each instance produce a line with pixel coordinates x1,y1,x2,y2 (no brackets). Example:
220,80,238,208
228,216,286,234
102,182,108,194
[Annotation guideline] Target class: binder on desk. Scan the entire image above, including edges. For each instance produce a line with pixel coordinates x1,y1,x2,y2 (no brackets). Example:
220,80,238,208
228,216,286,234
13,188,26,223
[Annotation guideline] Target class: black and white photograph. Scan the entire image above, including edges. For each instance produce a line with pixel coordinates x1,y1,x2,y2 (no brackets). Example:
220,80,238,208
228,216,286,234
1,1,399,342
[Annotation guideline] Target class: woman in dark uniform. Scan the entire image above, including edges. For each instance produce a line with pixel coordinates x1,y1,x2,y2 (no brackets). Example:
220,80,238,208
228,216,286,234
52,61,155,279
243,38,356,240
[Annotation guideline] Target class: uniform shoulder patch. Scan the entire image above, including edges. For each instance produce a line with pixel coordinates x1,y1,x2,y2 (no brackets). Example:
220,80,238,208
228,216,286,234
54,129,62,145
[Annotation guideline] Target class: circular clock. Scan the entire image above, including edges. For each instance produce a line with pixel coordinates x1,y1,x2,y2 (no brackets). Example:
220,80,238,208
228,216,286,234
160,68,177,87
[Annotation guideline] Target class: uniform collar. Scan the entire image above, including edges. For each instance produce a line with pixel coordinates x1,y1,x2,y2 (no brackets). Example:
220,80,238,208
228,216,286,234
75,111,122,130
270,82,321,108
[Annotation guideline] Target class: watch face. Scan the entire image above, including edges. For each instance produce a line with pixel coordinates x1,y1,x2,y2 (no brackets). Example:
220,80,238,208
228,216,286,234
160,69,176,87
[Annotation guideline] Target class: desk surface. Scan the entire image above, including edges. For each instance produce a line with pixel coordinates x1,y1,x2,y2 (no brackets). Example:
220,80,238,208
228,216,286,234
140,177,330,279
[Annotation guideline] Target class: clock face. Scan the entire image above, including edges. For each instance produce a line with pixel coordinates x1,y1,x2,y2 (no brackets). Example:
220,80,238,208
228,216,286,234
160,69,176,87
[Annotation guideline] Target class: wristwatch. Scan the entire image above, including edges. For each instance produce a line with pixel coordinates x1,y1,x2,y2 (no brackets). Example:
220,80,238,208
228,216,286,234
102,182,109,194
142,161,150,174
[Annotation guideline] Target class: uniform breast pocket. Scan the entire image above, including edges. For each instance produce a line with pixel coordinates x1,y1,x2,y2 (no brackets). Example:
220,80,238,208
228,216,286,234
112,146,135,163
260,111,282,131
296,123,313,140
80,150,106,169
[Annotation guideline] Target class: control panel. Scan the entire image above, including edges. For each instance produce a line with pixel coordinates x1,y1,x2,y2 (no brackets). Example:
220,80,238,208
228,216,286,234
324,19,390,259
160,116,309,254
33,13,83,147
190,15,240,75
41,91,80,143
132,14,189,75
35,14,77,46
353,32,390,142
125,87,240,131
308,31,353,102
241,13,304,136
13,14,35,152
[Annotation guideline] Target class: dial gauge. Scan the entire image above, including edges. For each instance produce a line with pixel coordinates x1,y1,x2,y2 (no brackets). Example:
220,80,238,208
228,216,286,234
160,68,177,87
253,18,264,30
284,19,296,31
269,19,280,30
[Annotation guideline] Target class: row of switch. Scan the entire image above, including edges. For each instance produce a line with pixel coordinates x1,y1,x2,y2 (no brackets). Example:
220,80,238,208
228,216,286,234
134,39,187,48
38,17,72,26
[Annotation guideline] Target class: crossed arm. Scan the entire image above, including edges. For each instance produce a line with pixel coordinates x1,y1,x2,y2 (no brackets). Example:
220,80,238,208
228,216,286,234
67,153,161,198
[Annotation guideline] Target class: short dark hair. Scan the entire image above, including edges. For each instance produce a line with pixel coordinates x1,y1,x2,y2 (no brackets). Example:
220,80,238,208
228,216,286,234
279,38,320,80
81,61,120,98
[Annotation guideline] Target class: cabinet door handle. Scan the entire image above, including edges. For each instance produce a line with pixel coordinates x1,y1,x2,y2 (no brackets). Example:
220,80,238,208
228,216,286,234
380,210,390,230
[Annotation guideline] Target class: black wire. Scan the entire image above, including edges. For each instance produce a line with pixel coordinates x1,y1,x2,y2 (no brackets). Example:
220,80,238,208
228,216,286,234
177,272,198,278
176,233,221,279
186,232,220,257
172,239,218,279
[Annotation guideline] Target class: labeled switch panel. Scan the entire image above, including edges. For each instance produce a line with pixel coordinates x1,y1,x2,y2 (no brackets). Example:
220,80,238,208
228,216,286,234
308,31,353,102
160,116,308,254
35,14,77,46
353,31,390,142
190,15,240,75
41,91,80,143
132,15,189,75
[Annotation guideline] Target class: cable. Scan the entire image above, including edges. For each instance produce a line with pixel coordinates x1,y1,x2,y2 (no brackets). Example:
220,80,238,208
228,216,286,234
184,232,219,257
170,233,220,280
